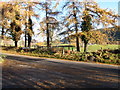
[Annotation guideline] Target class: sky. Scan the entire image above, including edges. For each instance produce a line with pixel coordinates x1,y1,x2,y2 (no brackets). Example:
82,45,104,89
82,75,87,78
0,0,119,42
99,2,118,13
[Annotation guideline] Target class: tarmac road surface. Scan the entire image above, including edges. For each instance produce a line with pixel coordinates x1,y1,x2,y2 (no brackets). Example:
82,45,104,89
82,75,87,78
1,53,119,89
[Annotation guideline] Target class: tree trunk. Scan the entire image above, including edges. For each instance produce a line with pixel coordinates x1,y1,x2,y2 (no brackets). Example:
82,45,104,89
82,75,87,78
25,31,27,47
73,2,80,52
45,3,50,49
15,41,18,47
75,22,80,52
28,34,31,47
46,23,50,48
25,22,27,47
1,26,4,39
1,7,4,39
84,42,88,53
76,36,80,52
27,16,32,48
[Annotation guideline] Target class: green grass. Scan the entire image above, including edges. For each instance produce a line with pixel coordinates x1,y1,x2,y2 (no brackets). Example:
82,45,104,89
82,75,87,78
87,44,119,52
63,44,119,52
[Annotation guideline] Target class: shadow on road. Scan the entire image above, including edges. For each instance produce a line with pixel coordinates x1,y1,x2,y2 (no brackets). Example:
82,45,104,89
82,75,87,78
2,55,119,89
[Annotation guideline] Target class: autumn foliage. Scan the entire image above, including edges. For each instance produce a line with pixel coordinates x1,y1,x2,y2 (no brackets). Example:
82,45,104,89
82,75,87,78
0,0,119,52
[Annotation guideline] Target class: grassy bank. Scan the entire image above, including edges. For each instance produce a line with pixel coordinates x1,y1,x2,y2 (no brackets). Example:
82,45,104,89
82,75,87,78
1,44,120,65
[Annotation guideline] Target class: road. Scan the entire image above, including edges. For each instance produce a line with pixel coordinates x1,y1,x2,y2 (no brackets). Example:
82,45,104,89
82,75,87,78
1,53,119,89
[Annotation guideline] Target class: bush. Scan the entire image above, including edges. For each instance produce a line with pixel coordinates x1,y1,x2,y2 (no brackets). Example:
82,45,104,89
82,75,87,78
32,48,54,55
0,54,6,62
2,46,17,51
0,54,6,58
2,46,119,65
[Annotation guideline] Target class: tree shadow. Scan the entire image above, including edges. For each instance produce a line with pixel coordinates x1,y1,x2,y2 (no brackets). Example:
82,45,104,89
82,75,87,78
2,55,119,89
5,55,46,62
2,65,119,89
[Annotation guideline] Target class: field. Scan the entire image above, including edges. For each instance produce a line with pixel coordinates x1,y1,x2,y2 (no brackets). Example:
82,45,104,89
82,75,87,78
63,44,119,52
86,44,119,52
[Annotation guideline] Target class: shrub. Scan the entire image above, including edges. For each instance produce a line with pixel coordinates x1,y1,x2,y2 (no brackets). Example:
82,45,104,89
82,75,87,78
2,46,119,65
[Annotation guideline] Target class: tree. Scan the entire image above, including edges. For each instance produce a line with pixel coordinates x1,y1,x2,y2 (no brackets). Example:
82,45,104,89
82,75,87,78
0,1,38,48
36,1,60,48
62,1,82,51
1,3,5,39
66,0,118,52
6,2,23,47
89,30,108,45
0,2,9,39
82,1,118,52
21,1,38,47
10,10,23,47
27,5,33,47
80,1,118,52
80,7,92,52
